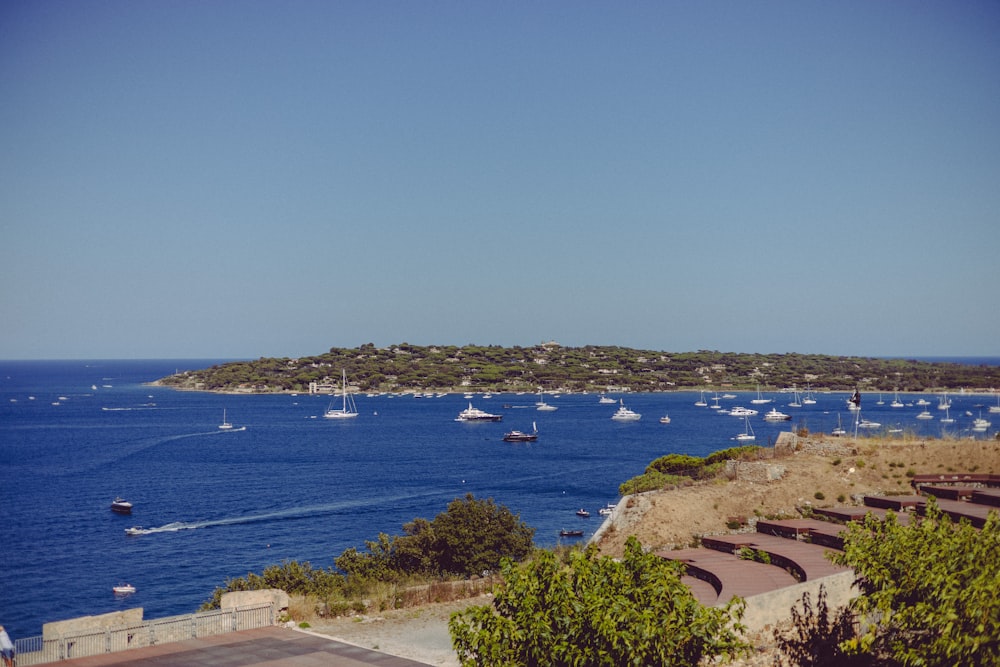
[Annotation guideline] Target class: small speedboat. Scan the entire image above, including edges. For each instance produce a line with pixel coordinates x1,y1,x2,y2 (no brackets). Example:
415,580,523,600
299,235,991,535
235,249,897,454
124,526,144,536
111,497,133,514
113,584,136,595
559,529,584,537
576,509,590,518
659,415,671,424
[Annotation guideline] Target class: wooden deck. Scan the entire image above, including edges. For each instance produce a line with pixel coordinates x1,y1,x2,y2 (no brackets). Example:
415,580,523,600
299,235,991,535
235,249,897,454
700,533,849,582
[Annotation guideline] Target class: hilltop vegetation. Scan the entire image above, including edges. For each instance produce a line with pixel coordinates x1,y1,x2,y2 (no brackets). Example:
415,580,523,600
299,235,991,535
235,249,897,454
156,343,998,394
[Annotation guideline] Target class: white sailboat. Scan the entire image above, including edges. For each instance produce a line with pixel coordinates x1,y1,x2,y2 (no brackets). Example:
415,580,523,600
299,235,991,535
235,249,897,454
735,415,755,441
324,369,358,419
218,409,233,430
694,390,707,407
750,385,771,405
832,414,847,437
990,393,1000,414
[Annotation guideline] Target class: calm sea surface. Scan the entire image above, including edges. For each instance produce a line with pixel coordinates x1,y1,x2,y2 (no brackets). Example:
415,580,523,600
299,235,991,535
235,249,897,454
1,358,997,639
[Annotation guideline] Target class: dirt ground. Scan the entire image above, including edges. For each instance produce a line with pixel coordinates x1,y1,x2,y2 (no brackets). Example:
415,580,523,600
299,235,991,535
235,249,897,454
308,433,999,666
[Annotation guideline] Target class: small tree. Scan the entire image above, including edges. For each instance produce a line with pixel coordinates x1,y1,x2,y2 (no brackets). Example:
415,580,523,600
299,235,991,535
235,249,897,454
449,536,749,666
833,499,1000,666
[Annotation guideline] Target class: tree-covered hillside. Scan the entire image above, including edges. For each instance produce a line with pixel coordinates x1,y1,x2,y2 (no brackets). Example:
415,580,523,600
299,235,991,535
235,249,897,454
154,343,999,394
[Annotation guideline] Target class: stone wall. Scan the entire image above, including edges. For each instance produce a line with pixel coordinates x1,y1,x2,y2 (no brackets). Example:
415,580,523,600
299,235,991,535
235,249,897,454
221,588,289,612
724,460,787,483
42,608,144,640
736,570,857,634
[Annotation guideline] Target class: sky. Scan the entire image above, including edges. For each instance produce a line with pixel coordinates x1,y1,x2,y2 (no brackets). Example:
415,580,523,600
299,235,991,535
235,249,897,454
2,1,998,360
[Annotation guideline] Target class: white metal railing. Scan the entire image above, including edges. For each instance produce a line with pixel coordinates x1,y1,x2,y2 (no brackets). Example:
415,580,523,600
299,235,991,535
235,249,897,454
12,602,275,666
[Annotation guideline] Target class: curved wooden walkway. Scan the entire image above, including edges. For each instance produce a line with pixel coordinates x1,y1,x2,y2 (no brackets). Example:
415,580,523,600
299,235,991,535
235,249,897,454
658,548,798,605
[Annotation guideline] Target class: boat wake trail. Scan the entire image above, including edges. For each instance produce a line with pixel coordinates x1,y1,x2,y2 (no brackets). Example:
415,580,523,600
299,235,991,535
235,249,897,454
126,491,445,536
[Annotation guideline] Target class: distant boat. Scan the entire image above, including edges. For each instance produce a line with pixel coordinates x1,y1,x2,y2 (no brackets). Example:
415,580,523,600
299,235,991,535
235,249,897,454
750,385,771,405
890,391,904,408
113,584,136,595
832,414,847,437
324,369,358,420
916,407,933,420
940,407,955,424
598,394,616,404
694,391,707,407
218,409,233,430
659,415,671,424
857,418,882,430
455,402,502,422
576,509,590,517
763,408,792,422
728,406,757,417
736,415,756,442
110,497,133,514
788,389,802,408
125,526,144,536
559,529,584,537
610,399,641,421
536,391,558,412
937,393,951,410
503,422,538,442
972,412,991,432
990,394,1000,414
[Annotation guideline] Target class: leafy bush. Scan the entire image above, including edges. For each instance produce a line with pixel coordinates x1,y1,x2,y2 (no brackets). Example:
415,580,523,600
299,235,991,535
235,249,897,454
449,537,749,666
833,500,1000,666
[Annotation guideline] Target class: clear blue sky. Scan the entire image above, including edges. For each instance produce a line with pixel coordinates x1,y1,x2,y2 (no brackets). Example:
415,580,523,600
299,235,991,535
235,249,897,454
2,1,998,360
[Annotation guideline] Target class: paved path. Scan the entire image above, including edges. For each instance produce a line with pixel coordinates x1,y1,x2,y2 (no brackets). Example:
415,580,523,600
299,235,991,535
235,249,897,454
47,626,431,667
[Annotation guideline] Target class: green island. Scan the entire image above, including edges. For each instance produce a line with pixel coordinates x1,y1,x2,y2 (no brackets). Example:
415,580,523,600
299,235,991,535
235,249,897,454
156,342,999,394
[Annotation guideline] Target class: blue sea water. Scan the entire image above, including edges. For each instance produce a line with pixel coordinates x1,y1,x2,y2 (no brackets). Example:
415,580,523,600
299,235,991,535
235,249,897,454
1,359,998,640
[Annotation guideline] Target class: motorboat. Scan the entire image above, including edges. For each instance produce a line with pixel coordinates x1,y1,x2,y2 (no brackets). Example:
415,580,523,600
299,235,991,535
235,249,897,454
857,419,882,429
559,529,584,537
111,497,133,514
659,415,671,424
916,408,933,420
598,506,614,516
455,402,502,422
610,399,641,421
113,584,136,595
763,408,791,422
728,406,757,417
598,394,616,404
536,391,558,411
124,526,145,536
575,509,590,518
503,422,538,442
324,369,359,419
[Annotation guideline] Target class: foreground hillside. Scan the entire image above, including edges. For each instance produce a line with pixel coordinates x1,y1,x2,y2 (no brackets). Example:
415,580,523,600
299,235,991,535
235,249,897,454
155,343,999,394
307,433,999,666
594,433,1000,555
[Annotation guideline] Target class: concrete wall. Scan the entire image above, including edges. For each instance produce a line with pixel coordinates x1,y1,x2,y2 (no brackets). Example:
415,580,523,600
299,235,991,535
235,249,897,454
734,570,857,634
42,608,144,640
221,588,289,612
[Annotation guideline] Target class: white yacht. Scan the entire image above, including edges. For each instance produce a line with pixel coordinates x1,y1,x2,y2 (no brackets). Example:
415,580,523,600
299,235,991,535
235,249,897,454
598,394,616,404
536,391,558,411
455,402,502,422
324,369,358,419
728,406,758,417
763,408,792,422
611,399,641,421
